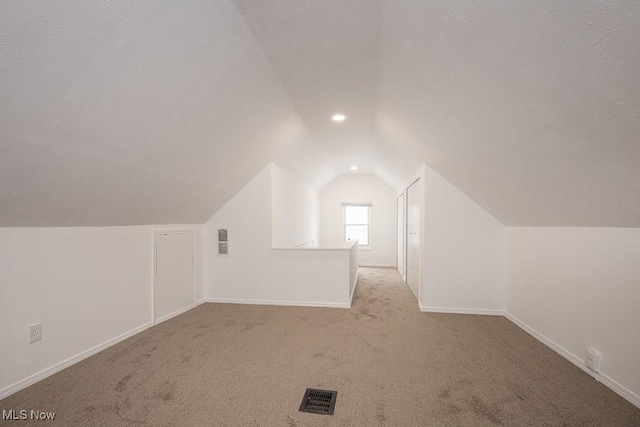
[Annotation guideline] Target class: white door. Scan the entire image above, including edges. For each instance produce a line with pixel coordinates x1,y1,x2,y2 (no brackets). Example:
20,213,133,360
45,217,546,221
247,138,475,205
406,179,421,300
397,193,405,281
154,230,195,322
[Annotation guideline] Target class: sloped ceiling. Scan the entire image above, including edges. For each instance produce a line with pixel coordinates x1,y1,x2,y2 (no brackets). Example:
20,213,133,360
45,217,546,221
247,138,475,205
233,0,422,190
1,0,639,227
0,1,334,226
376,1,640,226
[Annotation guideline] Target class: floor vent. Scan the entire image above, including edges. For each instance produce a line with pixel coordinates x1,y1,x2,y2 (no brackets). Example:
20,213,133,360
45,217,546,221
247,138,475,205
298,388,337,415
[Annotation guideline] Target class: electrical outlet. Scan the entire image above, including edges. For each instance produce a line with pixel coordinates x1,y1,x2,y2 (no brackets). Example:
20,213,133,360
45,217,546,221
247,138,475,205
586,348,601,373
29,322,42,344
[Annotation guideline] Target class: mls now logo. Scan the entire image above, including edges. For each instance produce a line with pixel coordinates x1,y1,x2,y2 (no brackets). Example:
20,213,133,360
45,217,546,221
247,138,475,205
2,409,56,420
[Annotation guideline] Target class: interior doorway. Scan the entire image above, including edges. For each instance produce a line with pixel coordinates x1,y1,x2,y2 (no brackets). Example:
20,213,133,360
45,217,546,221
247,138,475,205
406,178,421,300
397,193,405,281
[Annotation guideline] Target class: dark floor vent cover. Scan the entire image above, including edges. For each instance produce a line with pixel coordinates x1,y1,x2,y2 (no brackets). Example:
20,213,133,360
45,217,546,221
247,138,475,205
298,388,337,415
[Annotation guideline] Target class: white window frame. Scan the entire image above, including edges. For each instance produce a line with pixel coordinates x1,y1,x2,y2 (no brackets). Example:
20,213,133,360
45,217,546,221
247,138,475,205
342,203,372,248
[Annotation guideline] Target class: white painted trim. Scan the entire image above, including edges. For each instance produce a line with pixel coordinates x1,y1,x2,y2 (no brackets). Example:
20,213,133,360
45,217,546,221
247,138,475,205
202,298,350,309
406,175,422,305
396,192,406,282
505,311,640,409
154,301,200,325
597,372,640,409
504,312,589,372
359,264,396,268
0,321,154,400
349,269,360,306
419,303,504,316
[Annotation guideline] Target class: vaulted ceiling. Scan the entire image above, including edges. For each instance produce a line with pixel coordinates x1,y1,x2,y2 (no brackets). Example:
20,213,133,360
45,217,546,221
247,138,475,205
1,1,639,226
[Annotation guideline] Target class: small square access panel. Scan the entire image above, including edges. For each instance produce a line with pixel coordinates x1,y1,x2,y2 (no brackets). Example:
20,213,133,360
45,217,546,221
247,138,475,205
298,388,337,415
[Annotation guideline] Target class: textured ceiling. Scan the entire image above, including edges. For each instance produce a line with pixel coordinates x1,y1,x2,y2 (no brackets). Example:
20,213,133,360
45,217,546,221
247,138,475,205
1,0,639,226
376,0,640,226
0,0,333,226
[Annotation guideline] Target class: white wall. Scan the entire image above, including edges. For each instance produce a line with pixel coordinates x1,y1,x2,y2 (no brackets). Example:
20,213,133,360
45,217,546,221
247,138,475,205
319,174,397,267
204,164,354,307
0,224,203,399
349,242,359,299
271,164,319,248
418,165,507,313
506,227,640,407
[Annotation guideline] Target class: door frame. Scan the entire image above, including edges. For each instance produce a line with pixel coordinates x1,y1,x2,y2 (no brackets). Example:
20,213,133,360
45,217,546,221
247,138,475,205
397,192,406,282
152,228,197,324
406,177,422,303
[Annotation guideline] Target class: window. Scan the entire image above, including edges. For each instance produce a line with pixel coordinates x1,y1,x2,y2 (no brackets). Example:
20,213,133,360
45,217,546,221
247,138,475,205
343,203,370,246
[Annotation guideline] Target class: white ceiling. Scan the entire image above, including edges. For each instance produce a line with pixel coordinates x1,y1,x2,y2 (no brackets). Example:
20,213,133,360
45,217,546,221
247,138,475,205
376,0,640,226
1,0,639,226
0,1,333,226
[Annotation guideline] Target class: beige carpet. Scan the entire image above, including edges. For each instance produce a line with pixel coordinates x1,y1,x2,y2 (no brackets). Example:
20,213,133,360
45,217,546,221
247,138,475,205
1,268,638,426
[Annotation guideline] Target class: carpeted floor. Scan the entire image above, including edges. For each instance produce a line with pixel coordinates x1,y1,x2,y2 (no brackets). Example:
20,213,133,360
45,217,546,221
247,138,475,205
1,267,639,426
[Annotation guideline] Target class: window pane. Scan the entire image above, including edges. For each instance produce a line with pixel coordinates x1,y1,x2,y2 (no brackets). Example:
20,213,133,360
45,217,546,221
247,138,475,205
345,206,368,225
345,225,369,246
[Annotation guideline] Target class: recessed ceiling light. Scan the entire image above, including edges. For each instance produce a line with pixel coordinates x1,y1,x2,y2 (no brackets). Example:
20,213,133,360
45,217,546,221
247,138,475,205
332,114,346,122
350,166,358,170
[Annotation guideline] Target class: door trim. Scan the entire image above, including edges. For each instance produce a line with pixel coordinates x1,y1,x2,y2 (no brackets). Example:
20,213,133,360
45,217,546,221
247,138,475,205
396,192,406,281
406,178,421,302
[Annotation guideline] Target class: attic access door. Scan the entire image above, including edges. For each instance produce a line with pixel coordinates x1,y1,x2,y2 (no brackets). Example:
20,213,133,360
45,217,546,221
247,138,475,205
154,230,195,323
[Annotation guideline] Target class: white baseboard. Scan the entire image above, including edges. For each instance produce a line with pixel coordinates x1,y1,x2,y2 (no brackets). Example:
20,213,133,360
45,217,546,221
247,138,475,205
597,372,640,409
504,312,592,375
419,304,504,316
154,301,202,325
202,297,350,309
0,321,154,401
505,311,640,409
